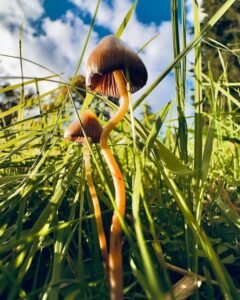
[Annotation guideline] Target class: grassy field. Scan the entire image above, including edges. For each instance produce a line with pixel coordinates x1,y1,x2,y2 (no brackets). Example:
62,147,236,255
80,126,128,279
0,0,239,299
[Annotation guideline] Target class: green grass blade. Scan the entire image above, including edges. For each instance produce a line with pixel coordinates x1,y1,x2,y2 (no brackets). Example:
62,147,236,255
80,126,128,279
115,0,138,38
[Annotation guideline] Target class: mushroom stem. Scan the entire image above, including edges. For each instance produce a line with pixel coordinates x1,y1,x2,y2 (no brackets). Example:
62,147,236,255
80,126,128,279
83,142,109,277
100,70,129,149
100,70,129,300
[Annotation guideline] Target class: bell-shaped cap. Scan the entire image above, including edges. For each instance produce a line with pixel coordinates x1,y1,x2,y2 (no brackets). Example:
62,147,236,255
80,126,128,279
64,109,102,144
86,35,148,98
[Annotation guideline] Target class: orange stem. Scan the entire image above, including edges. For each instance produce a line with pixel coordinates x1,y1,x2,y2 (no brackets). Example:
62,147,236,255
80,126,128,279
83,144,108,276
100,70,129,300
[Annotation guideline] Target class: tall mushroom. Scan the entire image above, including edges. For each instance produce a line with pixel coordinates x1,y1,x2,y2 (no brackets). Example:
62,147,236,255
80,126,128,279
64,109,108,276
86,35,148,300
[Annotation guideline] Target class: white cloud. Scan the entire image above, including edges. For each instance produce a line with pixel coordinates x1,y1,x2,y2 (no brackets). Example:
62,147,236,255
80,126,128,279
0,0,44,31
70,0,119,30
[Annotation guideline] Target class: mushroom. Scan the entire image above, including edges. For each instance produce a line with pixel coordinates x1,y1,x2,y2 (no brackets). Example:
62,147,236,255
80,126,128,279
64,109,102,144
86,35,147,300
64,109,108,276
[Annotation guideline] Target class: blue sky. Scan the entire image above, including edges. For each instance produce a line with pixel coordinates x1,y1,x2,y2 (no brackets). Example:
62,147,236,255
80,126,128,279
0,0,197,113
44,0,172,24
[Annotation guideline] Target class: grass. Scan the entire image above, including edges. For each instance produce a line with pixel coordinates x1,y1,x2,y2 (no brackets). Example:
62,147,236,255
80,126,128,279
0,0,240,299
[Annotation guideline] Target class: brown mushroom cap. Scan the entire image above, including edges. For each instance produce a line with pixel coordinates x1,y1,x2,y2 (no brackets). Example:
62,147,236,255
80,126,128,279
86,35,148,98
64,109,103,144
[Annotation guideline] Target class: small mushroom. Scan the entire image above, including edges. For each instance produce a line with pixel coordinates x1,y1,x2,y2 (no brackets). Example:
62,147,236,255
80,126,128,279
64,110,108,275
64,109,103,144
86,36,148,300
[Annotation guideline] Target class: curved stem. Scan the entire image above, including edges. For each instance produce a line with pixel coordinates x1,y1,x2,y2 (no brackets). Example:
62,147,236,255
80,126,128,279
83,143,108,277
100,70,129,300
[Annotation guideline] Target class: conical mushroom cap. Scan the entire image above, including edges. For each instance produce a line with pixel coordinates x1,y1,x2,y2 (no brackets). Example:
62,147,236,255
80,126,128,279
86,35,148,98
64,109,102,144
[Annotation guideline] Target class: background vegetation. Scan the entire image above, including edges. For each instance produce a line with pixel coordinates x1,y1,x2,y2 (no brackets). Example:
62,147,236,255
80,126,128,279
0,0,239,299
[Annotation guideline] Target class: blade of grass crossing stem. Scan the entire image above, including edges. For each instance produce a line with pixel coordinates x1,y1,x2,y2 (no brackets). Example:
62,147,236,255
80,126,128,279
115,0,138,38
132,154,164,299
156,161,239,299
133,0,237,110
